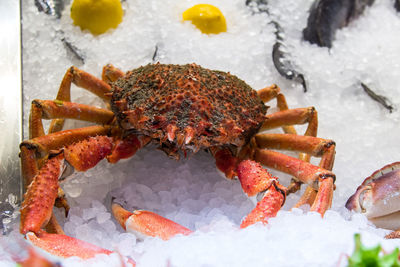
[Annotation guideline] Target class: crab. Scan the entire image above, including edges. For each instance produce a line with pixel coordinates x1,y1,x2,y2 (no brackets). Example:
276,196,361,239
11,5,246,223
346,162,400,238
19,63,336,261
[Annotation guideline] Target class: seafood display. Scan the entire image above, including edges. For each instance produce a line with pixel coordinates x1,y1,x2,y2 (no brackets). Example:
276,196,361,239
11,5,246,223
19,63,335,259
2,0,400,265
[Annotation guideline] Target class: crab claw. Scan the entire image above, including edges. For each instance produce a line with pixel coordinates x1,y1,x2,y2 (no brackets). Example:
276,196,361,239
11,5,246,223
237,160,286,228
346,162,400,231
26,231,135,265
111,201,192,240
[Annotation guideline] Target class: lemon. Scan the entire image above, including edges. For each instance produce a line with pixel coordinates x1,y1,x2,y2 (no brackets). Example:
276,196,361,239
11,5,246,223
70,0,123,35
182,4,227,34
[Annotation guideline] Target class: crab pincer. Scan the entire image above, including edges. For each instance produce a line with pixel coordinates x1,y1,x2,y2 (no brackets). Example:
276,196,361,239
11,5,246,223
346,162,400,237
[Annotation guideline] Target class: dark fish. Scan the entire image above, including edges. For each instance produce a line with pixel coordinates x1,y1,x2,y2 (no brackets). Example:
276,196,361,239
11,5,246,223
361,82,395,113
246,0,307,92
395,0,400,12
34,0,65,19
303,0,374,48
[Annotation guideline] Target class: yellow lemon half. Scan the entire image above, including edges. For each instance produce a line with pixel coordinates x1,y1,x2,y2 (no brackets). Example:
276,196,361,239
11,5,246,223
70,0,123,35
182,4,227,34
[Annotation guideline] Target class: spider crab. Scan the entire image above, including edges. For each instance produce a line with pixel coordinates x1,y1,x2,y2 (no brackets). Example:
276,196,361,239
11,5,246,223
346,162,400,239
20,63,336,262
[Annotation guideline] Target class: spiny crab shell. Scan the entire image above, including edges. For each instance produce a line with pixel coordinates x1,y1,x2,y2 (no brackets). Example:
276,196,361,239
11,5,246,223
110,63,267,156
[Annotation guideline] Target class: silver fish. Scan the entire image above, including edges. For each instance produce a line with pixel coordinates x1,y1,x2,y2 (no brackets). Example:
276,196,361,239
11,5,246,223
361,83,395,113
246,0,307,92
34,0,65,19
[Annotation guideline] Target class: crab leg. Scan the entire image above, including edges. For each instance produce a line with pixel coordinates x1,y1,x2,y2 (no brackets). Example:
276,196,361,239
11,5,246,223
254,134,334,156
236,160,286,228
20,135,114,234
20,153,64,234
258,85,318,136
21,125,111,157
254,148,335,215
254,149,334,184
29,100,114,135
259,87,321,199
261,107,317,132
102,64,125,83
22,125,112,195
26,88,116,229
49,66,112,133
20,133,146,260
25,231,136,266
112,202,192,240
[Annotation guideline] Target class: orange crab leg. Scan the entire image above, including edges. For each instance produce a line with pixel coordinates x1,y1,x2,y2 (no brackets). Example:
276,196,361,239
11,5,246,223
20,136,114,234
236,160,286,228
21,125,111,156
20,153,64,234
102,64,125,83
240,184,286,228
26,231,136,266
258,88,321,201
260,107,317,132
255,149,335,185
112,202,192,240
49,66,112,133
21,132,146,234
26,231,113,259
20,146,39,189
20,133,149,262
257,84,301,135
254,134,334,157
255,149,335,214
20,126,113,234
255,133,336,209
30,100,114,126
310,177,334,215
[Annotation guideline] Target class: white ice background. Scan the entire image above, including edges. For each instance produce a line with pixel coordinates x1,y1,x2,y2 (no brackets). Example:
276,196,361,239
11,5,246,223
1,0,400,266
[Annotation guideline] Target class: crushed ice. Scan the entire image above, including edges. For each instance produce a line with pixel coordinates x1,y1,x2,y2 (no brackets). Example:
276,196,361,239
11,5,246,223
3,0,400,266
